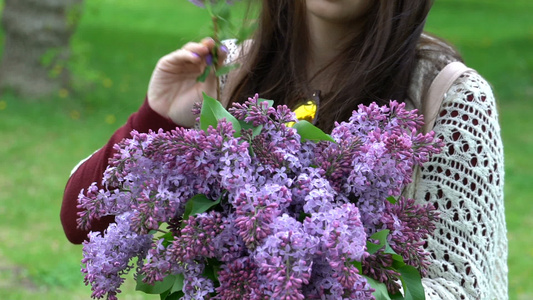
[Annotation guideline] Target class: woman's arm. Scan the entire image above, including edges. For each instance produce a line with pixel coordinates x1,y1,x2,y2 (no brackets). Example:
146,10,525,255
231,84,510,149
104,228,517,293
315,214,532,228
413,71,508,299
60,39,243,244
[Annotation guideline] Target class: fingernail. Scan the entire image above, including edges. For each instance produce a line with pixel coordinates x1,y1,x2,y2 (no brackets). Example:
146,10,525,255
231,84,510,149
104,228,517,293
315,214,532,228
206,54,213,66
220,45,228,54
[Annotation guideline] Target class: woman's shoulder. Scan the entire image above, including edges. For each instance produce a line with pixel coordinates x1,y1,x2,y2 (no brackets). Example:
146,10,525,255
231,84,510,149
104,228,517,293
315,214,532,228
408,33,490,110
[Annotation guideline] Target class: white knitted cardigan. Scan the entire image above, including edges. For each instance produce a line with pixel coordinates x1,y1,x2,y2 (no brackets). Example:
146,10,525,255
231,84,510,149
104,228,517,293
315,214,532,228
222,35,508,299
404,36,508,299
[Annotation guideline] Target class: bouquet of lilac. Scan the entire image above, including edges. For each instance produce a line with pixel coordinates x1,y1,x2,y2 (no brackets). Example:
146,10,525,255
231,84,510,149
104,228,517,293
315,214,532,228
77,94,442,300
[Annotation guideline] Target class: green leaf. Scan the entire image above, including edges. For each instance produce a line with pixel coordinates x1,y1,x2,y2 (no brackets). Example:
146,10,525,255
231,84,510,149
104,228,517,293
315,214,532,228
159,230,175,248
200,93,242,136
258,98,274,108
212,2,231,22
366,230,424,299
390,292,405,299
292,120,335,143
164,291,185,300
382,240,400,257
366,242,383,255
160,290,170,300
160,274,185,300
298,211,311,222
236,23,258,43
367,229,390,254
386,196,398,204
367,230,407,267
397,265,425,300
239,120,263,137
203,258,222,282
170,273,185,294
369,229,404,259
352,260,363,274
183,194,221,220
370,229,390,242
364,275,393,300
215,63,240,77
160,291,168,300
136,274,176,295
196,65,211,83
388,248,407,272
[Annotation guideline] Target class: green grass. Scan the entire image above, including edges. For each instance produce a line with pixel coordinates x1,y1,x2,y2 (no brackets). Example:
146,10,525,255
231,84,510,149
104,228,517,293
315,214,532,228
0,0,531,299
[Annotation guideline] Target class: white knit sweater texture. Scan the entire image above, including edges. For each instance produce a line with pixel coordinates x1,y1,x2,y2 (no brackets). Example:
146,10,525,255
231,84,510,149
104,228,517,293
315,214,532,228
405,37,508,299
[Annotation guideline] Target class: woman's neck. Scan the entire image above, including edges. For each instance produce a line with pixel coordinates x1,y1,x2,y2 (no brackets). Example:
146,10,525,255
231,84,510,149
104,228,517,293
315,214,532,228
305,14,364,87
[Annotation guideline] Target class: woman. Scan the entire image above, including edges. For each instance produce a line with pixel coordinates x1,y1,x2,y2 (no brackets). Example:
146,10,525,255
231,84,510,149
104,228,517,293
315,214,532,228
60,0,508,298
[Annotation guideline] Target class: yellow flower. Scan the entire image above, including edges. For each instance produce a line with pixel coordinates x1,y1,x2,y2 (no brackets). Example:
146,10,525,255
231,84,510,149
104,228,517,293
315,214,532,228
286,100,318,128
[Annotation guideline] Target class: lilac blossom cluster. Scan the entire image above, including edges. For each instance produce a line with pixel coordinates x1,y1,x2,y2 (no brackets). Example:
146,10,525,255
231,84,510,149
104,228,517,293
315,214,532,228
81,213,152,300
77,94,442,299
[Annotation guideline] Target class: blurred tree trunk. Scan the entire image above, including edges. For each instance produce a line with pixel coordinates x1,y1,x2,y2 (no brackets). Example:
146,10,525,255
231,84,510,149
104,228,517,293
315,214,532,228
0,0,84,98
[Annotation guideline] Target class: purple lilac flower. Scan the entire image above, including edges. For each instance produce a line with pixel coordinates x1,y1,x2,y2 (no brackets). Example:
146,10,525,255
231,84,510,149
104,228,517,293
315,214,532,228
303,204,369,296
255,214,318,300
233,94,304,176
141,239,173,285
232,184,288,248
167,211,225,263
218,136,254,194
81,213,152,300
330,101,442,229
380,197,439,275
229,94,277,126
312,137,362,192
76,183,107,231
299,168,337,214
78,98,442,299
215,257,263,299
304,203,367,262
303,257,374,299
362,249,401,293
211,214,246,262
182,275,215,300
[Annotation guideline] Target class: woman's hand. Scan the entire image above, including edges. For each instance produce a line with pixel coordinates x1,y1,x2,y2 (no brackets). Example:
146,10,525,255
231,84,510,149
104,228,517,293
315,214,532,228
147,37,227,128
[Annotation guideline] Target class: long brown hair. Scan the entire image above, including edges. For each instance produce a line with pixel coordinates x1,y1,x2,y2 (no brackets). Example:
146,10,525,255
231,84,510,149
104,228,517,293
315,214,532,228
228,0,456,132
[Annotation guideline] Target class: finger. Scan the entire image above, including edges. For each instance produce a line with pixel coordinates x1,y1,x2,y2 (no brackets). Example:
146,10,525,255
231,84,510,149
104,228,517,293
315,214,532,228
156,50,207,75
199,43,228,68
179,38,214,56
180,44,208,59
163,49,203,66
217,44,229,67
182,38,217,64
200,37,216,49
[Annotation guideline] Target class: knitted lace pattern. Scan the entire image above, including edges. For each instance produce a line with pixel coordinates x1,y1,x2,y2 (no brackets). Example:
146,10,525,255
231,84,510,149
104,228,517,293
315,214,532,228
405,36,508,299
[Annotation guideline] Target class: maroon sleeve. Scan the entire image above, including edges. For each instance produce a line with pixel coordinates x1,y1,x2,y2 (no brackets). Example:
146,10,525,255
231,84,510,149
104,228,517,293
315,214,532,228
60,98,179,244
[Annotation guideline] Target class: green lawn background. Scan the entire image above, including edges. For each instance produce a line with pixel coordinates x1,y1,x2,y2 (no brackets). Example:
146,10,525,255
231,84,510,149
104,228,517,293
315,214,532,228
0,0,531,299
